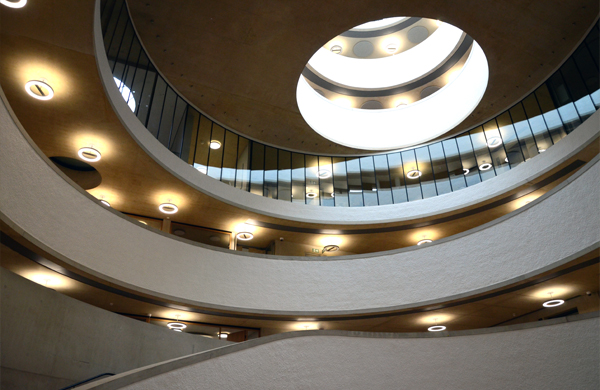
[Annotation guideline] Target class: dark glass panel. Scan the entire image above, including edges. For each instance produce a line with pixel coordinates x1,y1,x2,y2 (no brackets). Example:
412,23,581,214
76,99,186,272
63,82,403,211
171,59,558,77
373,155,393,204
442,139,467,191
482,119,509,175
415,147,436,198
470,127,496,181
428,143,452,195
249,143,265,196
305,155,319,206
221,131,239,186
387,153,408,203
522,94,553,152
167,97,188,157
278,150,292,202
156,87,178,148
264,147,278,199
235,137,251,191
509,103,538,161
545,72,581,133
318,156,335,207
560,59,595,120
332,157,349,207
360,156,378,206
136,62,157,124
346,157,364,207
207,124,225,180
496,112,524,168
192,115,213,174
535,84,568,144
291,153,306,204
455,133,480,186
181,107,199,164
401,150,422,201
573,46,600,108
145,77,167,138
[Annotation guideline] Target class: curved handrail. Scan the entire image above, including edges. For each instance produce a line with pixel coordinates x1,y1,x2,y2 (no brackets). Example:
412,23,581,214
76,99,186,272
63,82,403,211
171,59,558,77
102,0,597,208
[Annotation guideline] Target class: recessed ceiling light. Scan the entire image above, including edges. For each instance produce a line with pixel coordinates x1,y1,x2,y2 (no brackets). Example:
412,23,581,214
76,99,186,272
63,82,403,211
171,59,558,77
218,333,228,339
167,322,187,329
322,244,340,253
386,43,399,53
25,80,54,100
100,199,111,207
306,191,318,198
159,203,178,214
479,163,492,171
406,170,422,179
486,137,502,148
209,140,221,150
428,325,446,332
317,169,331,179
505,157,509,163
330,45,342,54
463,168,469,175
539,148,546,152
417,239,432,245
138,220,148,225
542,299,564,308
77,147,101,162
1,0,27,8
172,329,183,332
236,232,254,241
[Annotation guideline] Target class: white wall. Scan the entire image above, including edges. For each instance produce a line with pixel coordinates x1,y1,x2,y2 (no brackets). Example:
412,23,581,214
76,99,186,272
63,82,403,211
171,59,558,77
1,88,598,316
0,269,229,390
81,315,599,390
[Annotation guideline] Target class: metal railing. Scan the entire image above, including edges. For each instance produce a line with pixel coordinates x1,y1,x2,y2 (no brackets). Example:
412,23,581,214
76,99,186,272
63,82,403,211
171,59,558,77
100,0,599,207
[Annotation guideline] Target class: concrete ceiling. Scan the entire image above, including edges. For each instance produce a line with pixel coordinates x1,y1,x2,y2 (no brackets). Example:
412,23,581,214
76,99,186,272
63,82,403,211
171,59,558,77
127,0,598,154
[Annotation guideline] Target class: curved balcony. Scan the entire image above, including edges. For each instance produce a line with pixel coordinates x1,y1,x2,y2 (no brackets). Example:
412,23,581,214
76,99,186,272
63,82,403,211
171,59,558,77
100,0,599,208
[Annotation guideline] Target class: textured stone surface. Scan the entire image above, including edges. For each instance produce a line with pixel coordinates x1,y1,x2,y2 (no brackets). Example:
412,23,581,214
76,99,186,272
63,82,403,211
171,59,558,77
0,270,228,390
1,87,599,315
105,317,599,390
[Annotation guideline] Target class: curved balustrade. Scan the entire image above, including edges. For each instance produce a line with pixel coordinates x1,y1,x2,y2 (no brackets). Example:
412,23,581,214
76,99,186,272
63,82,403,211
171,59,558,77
101,0,599,207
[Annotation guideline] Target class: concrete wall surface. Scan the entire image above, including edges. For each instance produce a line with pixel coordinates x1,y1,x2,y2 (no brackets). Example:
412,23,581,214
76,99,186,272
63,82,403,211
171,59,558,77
1,88,599,315
79,315,599,390
0,270,228,390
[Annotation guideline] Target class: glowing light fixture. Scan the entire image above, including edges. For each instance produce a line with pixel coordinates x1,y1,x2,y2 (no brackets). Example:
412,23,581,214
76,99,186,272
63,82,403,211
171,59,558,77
543,292,564,308
218,333,228,339
167,322,187,330
317,169,332,179
306,191,318,198
486,136,502,148
25,80,54,100
330,45,342,54
428,317,446,332
173,329,182,332
428,325,446,332
159,203,178,214
406,170,422,179
479,163,492,171
100,200,111,207
78,147,101,162
1,0,27,8
386,42,399,53
322,244,340,253
236,232,254,241
463,168,470,175
539,148,546,153
209,140,222,150
138,220,148,225
417,239,433,246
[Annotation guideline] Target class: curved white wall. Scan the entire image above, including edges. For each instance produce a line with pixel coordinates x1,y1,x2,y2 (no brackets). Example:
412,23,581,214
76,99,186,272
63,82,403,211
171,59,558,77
83,315,599,390
93,0,600,225
1,88,598,315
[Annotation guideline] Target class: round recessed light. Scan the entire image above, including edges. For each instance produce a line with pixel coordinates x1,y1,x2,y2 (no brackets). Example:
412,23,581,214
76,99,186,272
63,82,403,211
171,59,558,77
218,333,228,339
138,220,148,225
100,199,111,207
504,157,509,163
427,325,446,332
486,137,502,148
417,239,433,246
317,169,331,179
323,244,340,253
1,0,27,8
479,163,492,171
386,42,399,53
306,191,318,198
25,80,54,100
330,45,342,54
543,299,564,308
172,328,183,332
167,322,187,329
236,232,254,241
539,148,546,153
159,203,178,214
463,168,470,175
209,140,221,150
406,170,422,179
77,147,101,162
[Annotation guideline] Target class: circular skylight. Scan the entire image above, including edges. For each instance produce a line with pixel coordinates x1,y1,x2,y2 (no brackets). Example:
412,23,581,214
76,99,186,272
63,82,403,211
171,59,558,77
296,17,489,150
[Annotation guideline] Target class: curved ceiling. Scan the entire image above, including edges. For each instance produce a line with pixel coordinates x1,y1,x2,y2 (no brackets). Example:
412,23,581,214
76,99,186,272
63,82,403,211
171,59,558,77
127,0,598,154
